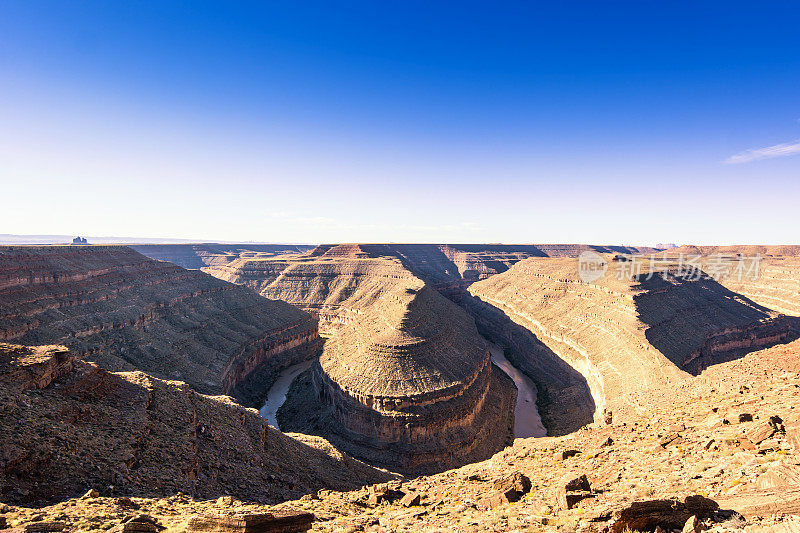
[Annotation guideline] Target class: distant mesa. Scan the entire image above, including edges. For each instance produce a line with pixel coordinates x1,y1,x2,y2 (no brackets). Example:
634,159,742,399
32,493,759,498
71,236,88,245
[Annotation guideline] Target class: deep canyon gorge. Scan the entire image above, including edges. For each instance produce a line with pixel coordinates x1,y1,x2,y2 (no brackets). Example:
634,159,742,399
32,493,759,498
2,242,800,532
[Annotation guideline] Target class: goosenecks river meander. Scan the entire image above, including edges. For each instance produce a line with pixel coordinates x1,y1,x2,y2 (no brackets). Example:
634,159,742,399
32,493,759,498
259,345,546,438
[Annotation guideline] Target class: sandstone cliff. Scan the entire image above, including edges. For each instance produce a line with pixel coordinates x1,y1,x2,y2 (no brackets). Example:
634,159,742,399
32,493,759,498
131,243,314,270
208,254,419,334
0,246,321,405
200,243,661,307
467,257,793,431
652,248,800,318
279,281,516,475
0,343,393,507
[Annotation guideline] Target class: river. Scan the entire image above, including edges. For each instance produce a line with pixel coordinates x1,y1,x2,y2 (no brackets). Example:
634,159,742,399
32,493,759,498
259,359,313,429
260,347,546,438
489,344,547,438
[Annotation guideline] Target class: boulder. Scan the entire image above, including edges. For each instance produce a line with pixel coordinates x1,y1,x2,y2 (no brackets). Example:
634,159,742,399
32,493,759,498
493,472,532,500
682,515,702,533
399,492,421,507
556,473,593,510
561,449,581,460
477,472,532,509
183,511,314,532
606,495,719,533
746,416,785,445
23,523,67,533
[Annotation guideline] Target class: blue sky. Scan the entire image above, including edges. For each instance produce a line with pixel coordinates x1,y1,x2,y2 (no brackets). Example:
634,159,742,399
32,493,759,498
1,1,798,244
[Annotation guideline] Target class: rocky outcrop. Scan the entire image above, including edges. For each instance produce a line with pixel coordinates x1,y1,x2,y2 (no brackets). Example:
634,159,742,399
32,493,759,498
183,511,314,532
468,257,794,427
0,246,321,405
279,281,516,475
0,343,392,507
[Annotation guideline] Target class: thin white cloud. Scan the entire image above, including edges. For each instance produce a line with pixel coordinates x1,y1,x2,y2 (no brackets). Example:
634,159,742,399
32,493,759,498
725,139,800,164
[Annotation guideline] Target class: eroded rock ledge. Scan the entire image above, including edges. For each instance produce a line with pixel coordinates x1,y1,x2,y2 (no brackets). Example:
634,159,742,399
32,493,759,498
280,282,515,475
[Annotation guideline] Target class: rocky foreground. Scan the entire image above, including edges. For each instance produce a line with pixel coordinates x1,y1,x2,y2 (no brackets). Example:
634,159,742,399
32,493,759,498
0,343,392,510
3,339,799,532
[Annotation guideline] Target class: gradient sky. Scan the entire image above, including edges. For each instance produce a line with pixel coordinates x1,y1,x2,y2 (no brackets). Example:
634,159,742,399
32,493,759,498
1,2,798,244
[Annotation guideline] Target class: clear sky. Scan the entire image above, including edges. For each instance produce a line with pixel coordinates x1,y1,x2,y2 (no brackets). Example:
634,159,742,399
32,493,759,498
1,1,798,244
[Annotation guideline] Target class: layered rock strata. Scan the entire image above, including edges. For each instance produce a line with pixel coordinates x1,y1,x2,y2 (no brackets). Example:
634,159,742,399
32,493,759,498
131,243,314,270
203,243,662,309
0,246,321,404
0,343,393,507
467,257,793,429
210,255,419,334
279,281,516,475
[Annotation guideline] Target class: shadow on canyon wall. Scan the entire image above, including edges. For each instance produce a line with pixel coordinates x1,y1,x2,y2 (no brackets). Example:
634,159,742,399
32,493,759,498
634,272,798,375
461,294,596,436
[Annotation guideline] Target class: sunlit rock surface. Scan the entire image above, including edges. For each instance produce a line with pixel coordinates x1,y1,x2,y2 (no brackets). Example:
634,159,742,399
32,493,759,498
0,245,321,404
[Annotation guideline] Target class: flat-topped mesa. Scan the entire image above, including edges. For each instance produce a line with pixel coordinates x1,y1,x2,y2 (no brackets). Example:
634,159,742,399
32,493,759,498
281,281,515,475
0,245,321,405
467,257,794,431
0,343,392,507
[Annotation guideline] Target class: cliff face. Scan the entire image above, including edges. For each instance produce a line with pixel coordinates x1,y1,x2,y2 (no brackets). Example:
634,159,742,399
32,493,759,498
209,255,419,334
648,249,800,318
0,246,321,404
717,257,800,318
0,343,392,507
131,243,315,270
201,243,662,307
468,257,793,429
279,282,516,475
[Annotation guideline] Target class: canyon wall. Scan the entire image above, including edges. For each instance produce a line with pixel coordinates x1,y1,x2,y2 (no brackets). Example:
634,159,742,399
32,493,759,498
468,257,793,427
210,254,419,334
719,257,800,318
131,243,314,270
0,246,321,405
279,281,516,475
643,247,800,318
0,343,392,507
202,243,663,318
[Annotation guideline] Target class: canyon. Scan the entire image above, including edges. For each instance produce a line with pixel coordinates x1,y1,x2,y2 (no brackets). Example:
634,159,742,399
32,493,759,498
467,256,794,430
0,245,321,406
2,242,800,532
